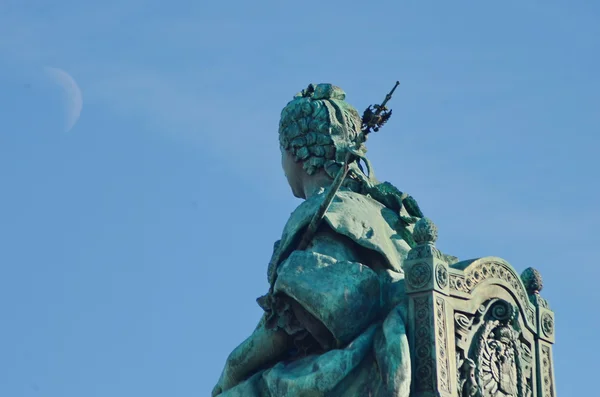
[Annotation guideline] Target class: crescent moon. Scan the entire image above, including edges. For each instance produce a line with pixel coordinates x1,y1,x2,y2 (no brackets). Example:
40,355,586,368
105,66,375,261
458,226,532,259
44,66,83,132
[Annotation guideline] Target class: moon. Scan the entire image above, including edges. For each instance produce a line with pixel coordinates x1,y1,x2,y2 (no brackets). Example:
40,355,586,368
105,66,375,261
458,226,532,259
43,66,83,132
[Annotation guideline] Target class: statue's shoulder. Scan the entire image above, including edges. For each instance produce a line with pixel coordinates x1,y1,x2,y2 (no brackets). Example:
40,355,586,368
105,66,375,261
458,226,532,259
278,189,410,272
325,190,410,272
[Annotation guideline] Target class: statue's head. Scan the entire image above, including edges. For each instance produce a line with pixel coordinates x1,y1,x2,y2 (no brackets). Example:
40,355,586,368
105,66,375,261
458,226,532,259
279,83,367,198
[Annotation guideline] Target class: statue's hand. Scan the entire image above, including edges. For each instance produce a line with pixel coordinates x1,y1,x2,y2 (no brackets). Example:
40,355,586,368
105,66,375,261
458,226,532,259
211,367,226,397
211,384,222,397
212,315,288,396
211,365,236,397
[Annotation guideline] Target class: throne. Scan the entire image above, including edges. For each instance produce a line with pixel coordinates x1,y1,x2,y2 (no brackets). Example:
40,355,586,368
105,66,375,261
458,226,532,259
404,219,556,397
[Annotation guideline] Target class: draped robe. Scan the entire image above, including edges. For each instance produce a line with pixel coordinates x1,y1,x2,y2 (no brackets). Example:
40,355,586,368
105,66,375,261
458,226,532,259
220,188,413,397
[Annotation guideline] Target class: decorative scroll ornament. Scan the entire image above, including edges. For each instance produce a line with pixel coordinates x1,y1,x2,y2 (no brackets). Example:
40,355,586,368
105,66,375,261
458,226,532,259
449,260,536,325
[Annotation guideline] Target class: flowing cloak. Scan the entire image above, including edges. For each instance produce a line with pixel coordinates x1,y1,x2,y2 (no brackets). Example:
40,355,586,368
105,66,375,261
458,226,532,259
221,188,413,397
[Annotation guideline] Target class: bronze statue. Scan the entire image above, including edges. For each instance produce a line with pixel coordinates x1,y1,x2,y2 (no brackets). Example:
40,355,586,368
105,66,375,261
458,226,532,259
212,83,415,396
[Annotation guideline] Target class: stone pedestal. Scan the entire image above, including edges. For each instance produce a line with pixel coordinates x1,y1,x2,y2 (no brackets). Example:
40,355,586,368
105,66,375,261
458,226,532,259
404,218,557,397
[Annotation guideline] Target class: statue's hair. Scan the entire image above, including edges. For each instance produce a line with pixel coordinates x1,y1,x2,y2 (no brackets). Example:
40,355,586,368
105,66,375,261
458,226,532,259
278,84,426,249
279,84,365,180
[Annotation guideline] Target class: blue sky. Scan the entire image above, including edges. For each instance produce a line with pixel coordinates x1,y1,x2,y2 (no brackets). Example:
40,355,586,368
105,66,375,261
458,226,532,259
1,0,598,395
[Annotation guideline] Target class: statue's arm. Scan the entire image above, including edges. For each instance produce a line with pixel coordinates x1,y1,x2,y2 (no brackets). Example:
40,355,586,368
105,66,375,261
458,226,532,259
305,226,361,259
213,225,384,396
306,225,388,273
213,227,368,395
212,314,291,396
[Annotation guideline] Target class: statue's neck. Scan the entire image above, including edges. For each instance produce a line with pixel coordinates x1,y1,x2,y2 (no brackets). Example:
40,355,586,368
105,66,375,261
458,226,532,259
302,172,333,200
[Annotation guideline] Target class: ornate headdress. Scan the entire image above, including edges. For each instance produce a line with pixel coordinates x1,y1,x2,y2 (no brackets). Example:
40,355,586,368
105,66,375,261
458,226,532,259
279,83,374,190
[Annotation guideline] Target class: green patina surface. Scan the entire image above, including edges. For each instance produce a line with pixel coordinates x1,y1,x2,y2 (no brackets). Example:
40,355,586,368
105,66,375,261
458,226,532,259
211,83,556,397
212,84,419,397
217,188,414,397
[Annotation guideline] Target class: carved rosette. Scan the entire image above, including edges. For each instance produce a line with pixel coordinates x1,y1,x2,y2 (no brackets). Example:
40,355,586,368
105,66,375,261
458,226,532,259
541,313,554,338
436,264,448,289
408,262,432,290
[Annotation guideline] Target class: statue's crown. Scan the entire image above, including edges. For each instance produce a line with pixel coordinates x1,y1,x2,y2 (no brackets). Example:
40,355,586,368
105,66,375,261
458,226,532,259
296,83,347,101
494,326,514,341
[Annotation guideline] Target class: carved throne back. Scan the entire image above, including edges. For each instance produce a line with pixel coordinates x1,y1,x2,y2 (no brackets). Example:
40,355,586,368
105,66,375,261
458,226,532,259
404,221,556,397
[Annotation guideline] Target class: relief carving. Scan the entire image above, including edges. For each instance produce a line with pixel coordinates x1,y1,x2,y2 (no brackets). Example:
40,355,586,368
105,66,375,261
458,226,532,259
456,300,534,397
436,264,449,289
414,295,435,392
541,313,554,337
408,262,432,289
436,297,451,393
541,345,554,397
407,243,444,261
449,261,536,325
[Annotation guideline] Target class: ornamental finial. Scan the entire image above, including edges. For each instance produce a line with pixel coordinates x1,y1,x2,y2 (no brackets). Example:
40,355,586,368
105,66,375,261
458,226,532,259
413,217,438,245
521,267,544,294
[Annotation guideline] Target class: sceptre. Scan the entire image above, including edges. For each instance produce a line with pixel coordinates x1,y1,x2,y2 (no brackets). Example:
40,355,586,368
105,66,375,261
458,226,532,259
267,81,400,288
296,81,400,251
